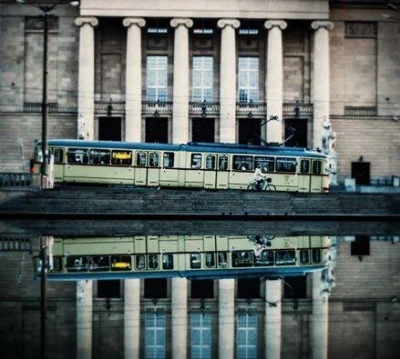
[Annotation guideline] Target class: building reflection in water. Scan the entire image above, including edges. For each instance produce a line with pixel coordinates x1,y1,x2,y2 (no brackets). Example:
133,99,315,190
0,227,399,359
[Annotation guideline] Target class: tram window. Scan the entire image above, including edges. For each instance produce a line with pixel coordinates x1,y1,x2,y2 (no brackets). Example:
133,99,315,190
53,148,64,164
111,150,132,165
312,160,322,175
89,149,110,165
149,254,159,269
136,151,147,166
254,251,274,266
232,251,254,267
52,256,63,272
311,249,321,263
205,154,216,169
217,252,228,267
255,156,275,173
68,148,88,164
66,256,87,271
191,153,202,169
190,253,202,269
275,250,296,266
163,152,175,168
205,252,215,267
111,255,132,271
149,152,159,167
218,155,228,170
233,156,253,171
276,157,297,173
300,160,310,174
300,250,310,264
162,254,174,270
89,256,110,271
136,255,146,270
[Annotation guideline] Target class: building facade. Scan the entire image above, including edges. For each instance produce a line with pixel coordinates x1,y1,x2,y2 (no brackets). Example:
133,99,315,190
0,0,399,184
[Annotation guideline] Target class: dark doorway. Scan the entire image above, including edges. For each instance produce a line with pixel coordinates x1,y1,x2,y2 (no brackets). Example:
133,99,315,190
191,279,214,298
98,117,122,141
192,118,215,143
283,276,307,299
145,117,168,143
284,118,307,147
144,278,168,298
237,278,260,298
238,118,261,145
97,280,121,298
351,162,370,185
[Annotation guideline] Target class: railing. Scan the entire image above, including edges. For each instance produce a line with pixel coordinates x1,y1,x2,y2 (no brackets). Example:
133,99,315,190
283,102,313,116
344,106,377,117
23,102,58,113
189,101,220,116
0,172,35,188
142,100,173,116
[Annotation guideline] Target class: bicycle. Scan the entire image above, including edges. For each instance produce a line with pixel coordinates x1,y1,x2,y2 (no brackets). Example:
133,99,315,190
247,177,276,192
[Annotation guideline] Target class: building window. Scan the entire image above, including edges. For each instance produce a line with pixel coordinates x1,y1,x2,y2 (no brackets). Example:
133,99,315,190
145,312,166,359
236,314,258,359
191,313,212,358
192,56,214,102
238,57,259,103
97,280,121,298
147,56,168,102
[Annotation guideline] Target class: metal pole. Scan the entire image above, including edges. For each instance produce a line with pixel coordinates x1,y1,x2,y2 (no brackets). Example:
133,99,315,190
41,11,49,187
40,236,48,359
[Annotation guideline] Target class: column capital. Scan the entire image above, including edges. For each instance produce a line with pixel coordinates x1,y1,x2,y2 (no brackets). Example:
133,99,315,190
217,18,240,30
75,17,98,27
123,17,146,28
311,21,334,31
170,18,193,29
264,20,287,30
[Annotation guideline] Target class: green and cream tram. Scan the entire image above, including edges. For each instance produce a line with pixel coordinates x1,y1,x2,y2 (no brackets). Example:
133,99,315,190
33,235,331,281
32,140,329,192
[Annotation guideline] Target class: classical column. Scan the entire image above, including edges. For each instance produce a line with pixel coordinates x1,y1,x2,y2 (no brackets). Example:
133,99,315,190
76,280,93,359
265,20,287,144
311,21,334,149
218,279,235,359
123,18,145,142
217,19,240,143
172,277,188,359
171,18,193,144
265,279,282,359
311,271,329,359
124,279,141,359
75,17,98,140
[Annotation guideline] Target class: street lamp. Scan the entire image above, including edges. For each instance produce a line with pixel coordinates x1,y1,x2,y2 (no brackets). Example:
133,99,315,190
17,0,79,188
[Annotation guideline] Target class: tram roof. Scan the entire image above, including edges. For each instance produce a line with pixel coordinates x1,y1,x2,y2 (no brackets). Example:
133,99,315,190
42,139,327,158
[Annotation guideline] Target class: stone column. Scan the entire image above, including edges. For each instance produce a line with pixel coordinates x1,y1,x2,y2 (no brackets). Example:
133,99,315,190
265,279,282,359
217,19,240,143
172,277,188,359
76,280,93,359
218,279,235,359
311,21,334,149
75,17,98,140
264,20,287,144
170,18,193,144
124,279,140,359
123,18,146,142
311,271,329,359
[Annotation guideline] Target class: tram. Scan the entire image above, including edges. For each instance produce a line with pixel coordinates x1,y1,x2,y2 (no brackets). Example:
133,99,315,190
33,235,331,281
31,140,329,192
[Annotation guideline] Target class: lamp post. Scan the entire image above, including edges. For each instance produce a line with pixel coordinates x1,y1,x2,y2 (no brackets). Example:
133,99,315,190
17,0,79,188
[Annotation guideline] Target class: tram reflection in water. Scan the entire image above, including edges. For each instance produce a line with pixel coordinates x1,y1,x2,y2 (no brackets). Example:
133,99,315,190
33,235,331,281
